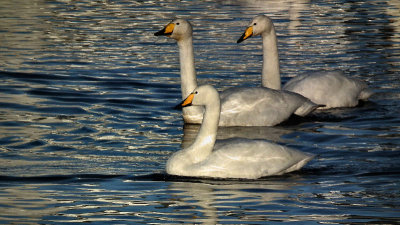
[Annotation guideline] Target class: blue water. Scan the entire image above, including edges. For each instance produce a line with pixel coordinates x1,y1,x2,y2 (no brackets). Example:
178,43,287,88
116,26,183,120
1,0,399,224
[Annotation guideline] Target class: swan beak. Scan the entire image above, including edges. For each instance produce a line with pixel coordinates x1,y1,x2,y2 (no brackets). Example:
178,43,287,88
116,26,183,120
174,93,194,109
237,26,253,43
154,23,175,36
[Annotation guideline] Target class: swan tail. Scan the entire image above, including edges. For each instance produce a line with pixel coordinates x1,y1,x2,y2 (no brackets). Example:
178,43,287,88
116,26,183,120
294,101,319,117
284,152,316,174
359,88,374,100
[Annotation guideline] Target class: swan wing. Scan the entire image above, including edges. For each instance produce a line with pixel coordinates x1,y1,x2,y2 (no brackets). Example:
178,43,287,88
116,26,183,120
218,87,315,126
283,71,373,108
190,138,315,179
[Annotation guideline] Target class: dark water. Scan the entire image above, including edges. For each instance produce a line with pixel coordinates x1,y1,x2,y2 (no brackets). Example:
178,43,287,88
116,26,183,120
1,0,399,224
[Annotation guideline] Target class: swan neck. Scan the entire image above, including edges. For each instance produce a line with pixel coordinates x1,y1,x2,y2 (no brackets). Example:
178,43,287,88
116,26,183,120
177,37,197,98
188,98,220,160
261,28,281,90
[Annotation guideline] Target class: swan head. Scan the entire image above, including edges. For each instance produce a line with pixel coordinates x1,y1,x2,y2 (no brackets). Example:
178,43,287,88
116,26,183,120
154,18,193,41
237,15,274,43
176,85,219,109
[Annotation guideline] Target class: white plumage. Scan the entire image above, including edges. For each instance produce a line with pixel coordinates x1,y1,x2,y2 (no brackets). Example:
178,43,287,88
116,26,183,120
155,19,319,126
237,15,374,109
283,71,374,109
166,85,315,179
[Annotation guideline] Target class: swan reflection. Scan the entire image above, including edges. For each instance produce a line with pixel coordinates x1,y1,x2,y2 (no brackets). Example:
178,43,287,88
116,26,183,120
167,180,292,224
181,123,293,149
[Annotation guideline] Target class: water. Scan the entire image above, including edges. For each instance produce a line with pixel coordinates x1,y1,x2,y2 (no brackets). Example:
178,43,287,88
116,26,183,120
0,0,399,224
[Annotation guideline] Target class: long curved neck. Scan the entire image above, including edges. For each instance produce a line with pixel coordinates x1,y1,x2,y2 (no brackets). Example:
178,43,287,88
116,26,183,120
187,97,220,162
261,27,281,90
177,37,197,99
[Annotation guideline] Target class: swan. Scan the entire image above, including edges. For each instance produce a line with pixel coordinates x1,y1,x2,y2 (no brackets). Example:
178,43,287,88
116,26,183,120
237,15,374,109
166,85,315,179
155,18,320,126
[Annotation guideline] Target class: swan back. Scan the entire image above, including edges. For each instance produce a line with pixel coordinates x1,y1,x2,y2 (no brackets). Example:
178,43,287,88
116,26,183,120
283,71,373,108
219,87,297,126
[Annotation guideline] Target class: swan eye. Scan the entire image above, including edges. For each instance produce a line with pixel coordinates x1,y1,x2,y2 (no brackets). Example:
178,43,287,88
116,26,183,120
253,23,257,25
176,22,180,25
194,91,198,94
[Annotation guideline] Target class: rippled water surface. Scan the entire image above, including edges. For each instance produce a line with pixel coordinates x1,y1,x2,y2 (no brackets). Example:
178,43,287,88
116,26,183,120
1,0,400,224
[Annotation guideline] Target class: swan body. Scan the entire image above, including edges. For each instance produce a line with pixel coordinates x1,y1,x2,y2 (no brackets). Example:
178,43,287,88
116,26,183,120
237,15,374,109
167,85,315,179
155,19,319,126
219,87,318,126
283,71,374,109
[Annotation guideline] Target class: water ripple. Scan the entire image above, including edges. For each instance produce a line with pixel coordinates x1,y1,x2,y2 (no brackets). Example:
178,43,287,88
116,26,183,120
0,0,399,224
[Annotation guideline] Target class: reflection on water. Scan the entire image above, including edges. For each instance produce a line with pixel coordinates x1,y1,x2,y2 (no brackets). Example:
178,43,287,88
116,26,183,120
6,174,397,224
181,123,294,148
0,0,400,224
167,181,291,224
0,176,345,224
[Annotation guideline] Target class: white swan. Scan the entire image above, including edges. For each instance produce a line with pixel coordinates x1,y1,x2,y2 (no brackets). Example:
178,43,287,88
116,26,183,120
155,19,319,126
237,15,374,109
166,85,315,179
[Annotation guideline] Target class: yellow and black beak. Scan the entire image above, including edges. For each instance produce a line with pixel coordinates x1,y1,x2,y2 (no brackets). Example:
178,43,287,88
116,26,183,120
237,26,253,43
154,23,175,36
174,93,195,110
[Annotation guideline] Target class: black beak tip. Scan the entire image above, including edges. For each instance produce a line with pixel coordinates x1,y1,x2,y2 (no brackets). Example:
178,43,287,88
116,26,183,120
154,27,167,36
173,99,192,110
237,33,246,44
174,104,183,110
154,31,163,36
174,99,185,110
